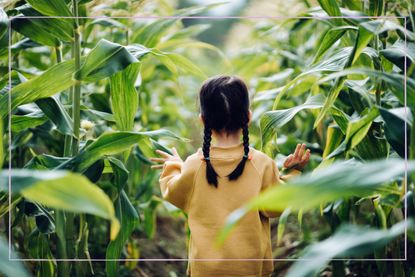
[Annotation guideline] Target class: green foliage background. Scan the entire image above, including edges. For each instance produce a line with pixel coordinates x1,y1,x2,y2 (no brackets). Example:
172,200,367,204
0,0,414,276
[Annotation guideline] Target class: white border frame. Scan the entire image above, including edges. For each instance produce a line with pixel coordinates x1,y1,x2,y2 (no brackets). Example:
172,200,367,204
7,14,408,263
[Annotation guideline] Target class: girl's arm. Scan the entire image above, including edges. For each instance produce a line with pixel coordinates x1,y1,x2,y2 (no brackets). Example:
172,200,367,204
151,148,196,213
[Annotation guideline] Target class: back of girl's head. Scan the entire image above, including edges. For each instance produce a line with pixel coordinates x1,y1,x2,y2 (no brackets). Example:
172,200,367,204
199,75,250,187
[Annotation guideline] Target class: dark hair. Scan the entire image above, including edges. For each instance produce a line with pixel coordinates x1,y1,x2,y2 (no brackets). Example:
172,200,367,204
199,75,250,187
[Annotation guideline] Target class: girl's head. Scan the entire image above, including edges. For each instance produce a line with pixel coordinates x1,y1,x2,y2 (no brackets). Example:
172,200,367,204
199,75,251,187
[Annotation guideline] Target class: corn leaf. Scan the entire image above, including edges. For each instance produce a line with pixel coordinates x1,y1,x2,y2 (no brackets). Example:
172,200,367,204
272,47,353,109
0,119,3,169
0,236,29,277
260,94,325,146
0,8,8,39
326,108,380,159
75,39,138,82
160,52,206,79
317,0,342,25
277,208,291,246
26,0,72,17
286,220,415,277
133,3,224,48
17,6,73,43
380,107,412,158
11,113,48,133
314,25,373,128
0,40,144,118
217,159,415,245
317,67,415,108
110,63,140,131
253,158,411,211
322,125,344,159
380,40,415,71
106,190,138,277
0,59,76,118
11,16,61,47
311,26,357,64
0,169,120,240
35,96,73,136
65,130,187,172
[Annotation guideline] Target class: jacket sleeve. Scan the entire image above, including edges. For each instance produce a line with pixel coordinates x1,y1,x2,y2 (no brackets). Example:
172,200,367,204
159,157,197,213
259,160,302,218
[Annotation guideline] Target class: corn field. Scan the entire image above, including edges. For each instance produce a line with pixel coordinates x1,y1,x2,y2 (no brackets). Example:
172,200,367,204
0,0,415,276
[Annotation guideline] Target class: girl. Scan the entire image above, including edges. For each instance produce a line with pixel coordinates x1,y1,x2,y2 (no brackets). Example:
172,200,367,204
150,75,310,277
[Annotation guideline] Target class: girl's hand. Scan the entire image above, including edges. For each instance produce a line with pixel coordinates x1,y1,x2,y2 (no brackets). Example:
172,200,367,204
283,143,310,171
150,147,183,169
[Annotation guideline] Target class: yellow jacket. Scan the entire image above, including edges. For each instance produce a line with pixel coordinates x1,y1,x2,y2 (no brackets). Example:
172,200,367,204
159,143,300,277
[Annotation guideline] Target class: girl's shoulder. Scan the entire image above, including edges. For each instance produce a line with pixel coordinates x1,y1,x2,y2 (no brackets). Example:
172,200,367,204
248,147,277,174
182,150,204,170
249,147,275,164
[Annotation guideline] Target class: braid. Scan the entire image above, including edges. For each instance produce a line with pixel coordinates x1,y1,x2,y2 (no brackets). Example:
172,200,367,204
203,126,219,187
242,125,249,159
228,125,250,181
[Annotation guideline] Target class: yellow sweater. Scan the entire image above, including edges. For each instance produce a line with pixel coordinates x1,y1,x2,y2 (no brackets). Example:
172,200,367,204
158,143,300,277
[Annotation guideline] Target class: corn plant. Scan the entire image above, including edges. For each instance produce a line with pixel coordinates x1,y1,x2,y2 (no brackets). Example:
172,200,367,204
1,0,415,276
0,0,224,276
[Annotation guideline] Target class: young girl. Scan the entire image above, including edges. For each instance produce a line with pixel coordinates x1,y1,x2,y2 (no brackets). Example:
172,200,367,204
150,75,310,277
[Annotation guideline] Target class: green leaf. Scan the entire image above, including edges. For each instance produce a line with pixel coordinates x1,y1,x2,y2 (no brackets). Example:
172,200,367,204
0,59,77,118
217,159,415,245
11,113,48,133
251,159,412,211
272,46,353,109
74,39,139,82
326,108,380,159
67,130,187,172
286,220,415,277
17,5,73,43
277,208,291,246
110,63,140,131
380,108,412,158
158,51,206,79
27,231,55,275
108,157,129,191
311,26,357,64
380,40,415,71
162,24,211,42
345,108,380,148
0,236,29,277
330,106,350,133
25,154,69,170
80,106,115,122
314,24,374,127
354,131,389,160
322,125,344,159
11,16,61,47
0,119,3,174
317,67,415,108
27,0,72,17
0,8,8,40
106,190,138,277
35,96,74,136
132,3,224,48
0,169,120,240
0,40,145,118
317,0,342,25
360,19,415,40
260,94,325,146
